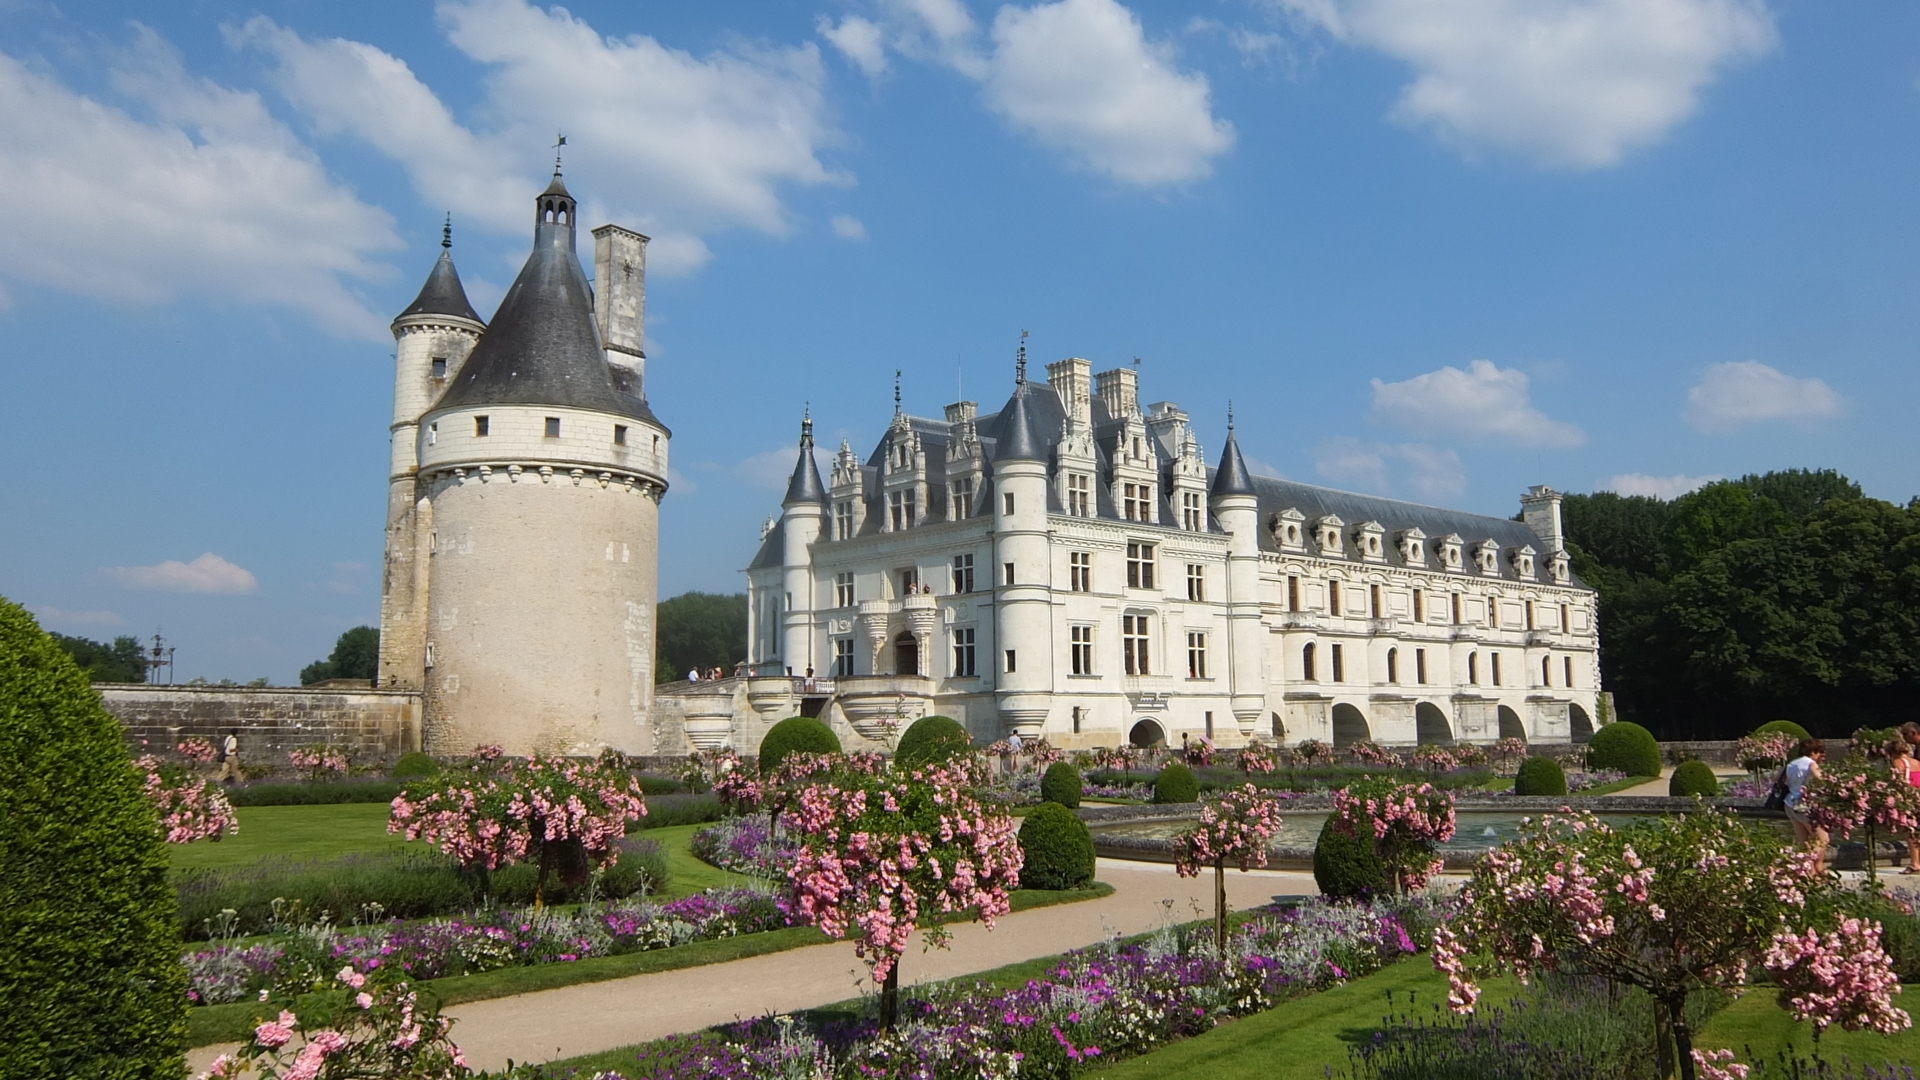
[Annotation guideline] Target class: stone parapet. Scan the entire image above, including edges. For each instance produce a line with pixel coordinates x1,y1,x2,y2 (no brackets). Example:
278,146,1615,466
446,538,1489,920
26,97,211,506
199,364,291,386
99,684,422,773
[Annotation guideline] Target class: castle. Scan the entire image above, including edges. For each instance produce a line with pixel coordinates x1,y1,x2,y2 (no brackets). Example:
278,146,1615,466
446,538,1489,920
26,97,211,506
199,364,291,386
376,170,670,755
710,353,1603,754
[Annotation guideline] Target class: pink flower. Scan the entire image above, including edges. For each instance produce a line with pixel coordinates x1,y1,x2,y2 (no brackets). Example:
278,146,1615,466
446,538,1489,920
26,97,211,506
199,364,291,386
253,1013,296,1048
356,992,374,1010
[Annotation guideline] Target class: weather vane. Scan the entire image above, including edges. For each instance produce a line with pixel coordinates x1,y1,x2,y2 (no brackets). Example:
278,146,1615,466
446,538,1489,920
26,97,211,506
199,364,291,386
1016,330,1028,383
553,133,567,174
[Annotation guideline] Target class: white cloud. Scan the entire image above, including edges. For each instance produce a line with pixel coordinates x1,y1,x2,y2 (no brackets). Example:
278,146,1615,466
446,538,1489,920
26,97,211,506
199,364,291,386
1278,0,1776,168
236,0,847,274
0,29,399,335
734,446,831,492
32,606,127,629
1314,437,1466,501
830,214,869,240
105,553,259,594
825,0,1232,186
1600,472,1721,499
1683,361,1843,433
1244,453,1287,479
1370,359,1584,448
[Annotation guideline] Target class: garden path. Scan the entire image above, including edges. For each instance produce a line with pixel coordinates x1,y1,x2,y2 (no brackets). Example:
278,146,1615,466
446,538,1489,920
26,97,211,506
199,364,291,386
186,858,1316,1074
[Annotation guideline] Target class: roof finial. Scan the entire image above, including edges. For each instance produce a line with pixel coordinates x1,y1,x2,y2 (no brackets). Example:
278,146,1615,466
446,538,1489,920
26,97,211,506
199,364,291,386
1016,329,1029,384
442,213,452,250
553,133,567,175
893,371,902,415
1227,400,1235,434
801,402,814,446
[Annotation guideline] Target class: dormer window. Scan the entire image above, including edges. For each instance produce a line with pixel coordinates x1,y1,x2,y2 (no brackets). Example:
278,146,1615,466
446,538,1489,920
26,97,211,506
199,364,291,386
1510,544,1537,578
1398,528,1427,566
1549,550,1571,584
1123,482,1153,522
1272,508,1306,551
1474,540,1501,575
431,357,447,379
1315,515,1346,557
1355,522,1385,561
1438,534,1464,571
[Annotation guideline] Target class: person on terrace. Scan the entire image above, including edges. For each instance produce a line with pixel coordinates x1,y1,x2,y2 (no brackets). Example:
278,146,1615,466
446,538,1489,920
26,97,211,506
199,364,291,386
1783,737,1828,874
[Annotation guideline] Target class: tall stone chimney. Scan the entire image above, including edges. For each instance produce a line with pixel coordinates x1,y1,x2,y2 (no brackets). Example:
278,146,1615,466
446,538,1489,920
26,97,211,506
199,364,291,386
592,224,648,398
1520,485,1566,553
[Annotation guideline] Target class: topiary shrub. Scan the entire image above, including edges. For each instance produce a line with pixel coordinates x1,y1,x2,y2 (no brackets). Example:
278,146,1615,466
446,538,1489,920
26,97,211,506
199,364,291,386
1513,756,1568,797
1313,814,1388,900
1586,721,1662,778
758,716,841,775
1040,761,1082,808
894,715,972,770
1153,762,1200,804
1755,719,1812,741
391,750,441,779
1669,759,1720,797
0,599,185,1076
1017,802,1095,890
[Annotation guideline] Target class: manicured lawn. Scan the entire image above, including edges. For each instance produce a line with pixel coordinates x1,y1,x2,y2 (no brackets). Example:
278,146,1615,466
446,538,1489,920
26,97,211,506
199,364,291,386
1695,987,1920,1068
170,803,417,871
646,822,757,897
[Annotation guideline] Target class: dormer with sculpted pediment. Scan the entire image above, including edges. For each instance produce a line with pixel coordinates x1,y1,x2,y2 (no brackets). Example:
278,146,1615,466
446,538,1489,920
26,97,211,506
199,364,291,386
1509,544,1538,579
828,439,866,540
1548,549,1571,584
944,400,986,521
1354,521,1386,563
1437,533,1465,572
1473,538,1502,576
1271,508,1306,552
1108,409,1159,525
1159,409,1208,532
880,400,926,532
1314,514,1347,558
1397,527,1428,568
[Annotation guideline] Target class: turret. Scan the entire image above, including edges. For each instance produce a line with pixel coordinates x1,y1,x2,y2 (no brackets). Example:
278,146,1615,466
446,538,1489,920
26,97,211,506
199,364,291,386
780,411,827,674
1210,407,1265,736
991,347,1053,738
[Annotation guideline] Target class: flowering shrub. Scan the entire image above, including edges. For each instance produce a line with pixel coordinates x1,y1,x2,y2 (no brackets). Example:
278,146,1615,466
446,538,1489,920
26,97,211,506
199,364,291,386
1491,737,1529,776
1182,738,1216,768
1291,739,1330,766
289,745,351,781
1173,784,1288,949
1330,778,1456,895
624,895,1433,1080
1347,741,1403,768
781,756,1023,1024
1410,746,1460,774
1800,760,1920,883
178,737,220,764
1433,808,1908,1080
390,753,647,905
1086,746,1143,773
199,964,470,1080
139,754,238,843
1735,731,1798,774
690,815,798,878
1236,742,1277,776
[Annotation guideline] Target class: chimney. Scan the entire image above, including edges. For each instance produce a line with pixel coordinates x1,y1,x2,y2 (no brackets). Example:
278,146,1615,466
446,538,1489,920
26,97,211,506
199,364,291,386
1046,357,1092,429
592,224,648,397
1094,366,1138,420
1520,485,1566,553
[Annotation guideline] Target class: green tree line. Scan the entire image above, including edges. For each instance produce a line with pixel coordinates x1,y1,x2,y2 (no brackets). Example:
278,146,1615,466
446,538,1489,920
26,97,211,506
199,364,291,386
1566,468,1920,739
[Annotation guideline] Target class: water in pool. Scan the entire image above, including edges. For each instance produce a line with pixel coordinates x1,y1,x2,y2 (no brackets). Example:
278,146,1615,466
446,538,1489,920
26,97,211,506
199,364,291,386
1093,811,1611,853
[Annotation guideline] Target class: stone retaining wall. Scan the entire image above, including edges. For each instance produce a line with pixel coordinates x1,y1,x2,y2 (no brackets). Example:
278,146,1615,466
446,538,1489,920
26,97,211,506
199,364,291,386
99,684,423,774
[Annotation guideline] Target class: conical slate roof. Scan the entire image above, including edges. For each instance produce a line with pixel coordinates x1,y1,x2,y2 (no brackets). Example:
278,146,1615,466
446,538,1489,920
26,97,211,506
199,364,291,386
784,415,827,505
398,250,484,324
990,380,1047,463
1211,427,1256,497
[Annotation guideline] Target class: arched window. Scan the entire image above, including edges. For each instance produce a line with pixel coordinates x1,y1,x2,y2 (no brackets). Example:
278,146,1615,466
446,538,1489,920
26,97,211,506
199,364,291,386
1302,642,1317,681
1386,647,1398,684
1542,655,1552,686
1467,652,1478,685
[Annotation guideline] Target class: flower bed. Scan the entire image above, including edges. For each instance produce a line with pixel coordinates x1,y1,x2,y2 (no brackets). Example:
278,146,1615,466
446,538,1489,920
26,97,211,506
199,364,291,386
183,887,794,1006
622,895,1441,1079
689,815,797,878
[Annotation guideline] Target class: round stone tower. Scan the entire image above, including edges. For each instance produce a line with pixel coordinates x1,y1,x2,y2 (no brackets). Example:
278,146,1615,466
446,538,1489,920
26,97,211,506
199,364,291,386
403,170,671,755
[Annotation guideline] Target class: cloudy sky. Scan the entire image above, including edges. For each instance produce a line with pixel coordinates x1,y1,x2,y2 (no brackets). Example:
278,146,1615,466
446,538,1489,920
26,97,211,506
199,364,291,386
0,0,1912,683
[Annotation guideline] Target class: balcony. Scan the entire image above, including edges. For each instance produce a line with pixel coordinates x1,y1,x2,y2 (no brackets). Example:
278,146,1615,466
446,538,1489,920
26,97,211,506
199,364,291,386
833,673,936,743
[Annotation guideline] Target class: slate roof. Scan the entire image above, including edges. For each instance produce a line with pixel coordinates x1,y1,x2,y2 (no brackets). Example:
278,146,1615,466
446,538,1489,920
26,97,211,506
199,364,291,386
397,250,484,325
784,419,827,505
1211,430,1256,497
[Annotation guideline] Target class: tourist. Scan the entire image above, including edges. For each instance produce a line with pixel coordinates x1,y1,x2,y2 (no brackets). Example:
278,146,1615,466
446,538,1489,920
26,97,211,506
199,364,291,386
1902,723,1920,874
1782,738,1828,874
803,666,817,693
688,667,701,682
217,729,242,786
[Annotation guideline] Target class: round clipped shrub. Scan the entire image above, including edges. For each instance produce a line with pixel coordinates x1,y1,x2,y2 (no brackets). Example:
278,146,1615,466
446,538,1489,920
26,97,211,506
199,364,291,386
0,600,186,1076
894,715,971,770
1040,761,1082,808
1755,719,1812,741
1586,721,1662,778
1669,759,1721,797
1153,762,1200,804
391,750,441,779
758,716,841,775
1017,802,1095,890
1313,814,1388,900
1513,756,1568,797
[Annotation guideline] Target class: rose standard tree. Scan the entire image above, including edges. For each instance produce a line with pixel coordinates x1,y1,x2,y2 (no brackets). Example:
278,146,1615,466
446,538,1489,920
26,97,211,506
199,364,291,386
139,754,238,844
781,756,1024,1028
1432,808,1908,1080
390,748,647,906
1330,777,1457,895
1799,758,1920,884
1174,784,1287,951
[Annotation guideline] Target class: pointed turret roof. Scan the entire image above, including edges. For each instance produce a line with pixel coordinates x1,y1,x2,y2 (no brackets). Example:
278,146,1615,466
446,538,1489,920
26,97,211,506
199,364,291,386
397,218,483,324
990,343,1047,463
784,410,827,505
1211,407,1256,497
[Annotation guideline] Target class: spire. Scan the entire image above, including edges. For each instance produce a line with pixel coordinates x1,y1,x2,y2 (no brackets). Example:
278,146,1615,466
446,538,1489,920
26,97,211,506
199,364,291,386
1016,330,1028,384
1211,403,1256,497
396,215,483,325
894,370,902,417
783,405,828,505
992,343,1046,464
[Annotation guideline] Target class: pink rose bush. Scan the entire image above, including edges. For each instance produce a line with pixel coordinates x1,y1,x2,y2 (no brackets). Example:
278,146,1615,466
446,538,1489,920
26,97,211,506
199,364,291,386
1735,731,1798,774
1235,742,1277,776
780,754,1023,1026
1346,740,1403,768
1432,807,1907,1080
138,754,237,843
1491,737,1529,776
1173,784,1288,950
178,736,220,765
201,964,470,1080
389,749,647,905
1799,760,1920,883
1330,778,1456,895
1290,739,1330,766
289,746,350,781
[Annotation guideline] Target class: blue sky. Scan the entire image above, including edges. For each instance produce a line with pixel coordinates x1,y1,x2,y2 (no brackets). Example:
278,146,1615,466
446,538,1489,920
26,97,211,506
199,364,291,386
0,0,1913,683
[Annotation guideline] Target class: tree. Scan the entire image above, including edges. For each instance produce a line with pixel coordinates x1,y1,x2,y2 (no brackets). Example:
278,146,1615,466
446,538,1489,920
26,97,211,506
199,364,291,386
1173,784,1287,951
300,626,379,685
1329,777,1456,895
655,591,748,681
49,632,147,683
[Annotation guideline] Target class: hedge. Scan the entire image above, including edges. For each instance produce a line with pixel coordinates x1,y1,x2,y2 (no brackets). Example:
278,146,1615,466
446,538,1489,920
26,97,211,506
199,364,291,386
1513,756,1568,797
1586,721,1662,778
1040,761,1082,808
1017,803,1095,890
0,599,185,1077
1755,719,1812,741
1312,815,1387,900
758,716,841,775
1669,759,1720,797
1153,762,1200,804
894,715,972,770
390,750,441,779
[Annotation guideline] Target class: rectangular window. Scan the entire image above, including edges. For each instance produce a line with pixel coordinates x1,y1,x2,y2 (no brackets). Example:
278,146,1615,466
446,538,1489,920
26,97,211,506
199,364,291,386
1186,564,1206,602
474,415,489,437
1451,592,1462,624
1182,491,1204,531
1329,580,1343,615
834,501,855,540
1186,631,1209,678
898,567,919,594
613,424,628,446
1071,625,1094,675
889,490,915,530
950,478,975,520
1122,482,1154,522
1526,601,1537,631
1205,711,1215,741
1003,562,1015,586
1416,647,1428,685
1488,598,1499,627
1370,584,1383,618
1126,543,1156,589
1005,649,1017,674
1067,473,1091,517
952,628,976,677
952,553,974,593
1564,655,1575,687
1288,576,1301,612
1413,589,1425,623
1492,652,1503,686
1003,492,1015,516
427,422,438,445
430,356,447,379
835,572,854,608
833,638,855,677
1331,643,1345,682
1123,615,1150,675
1561,603,1571,632
1069,551,1092,592
545,416,561,438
